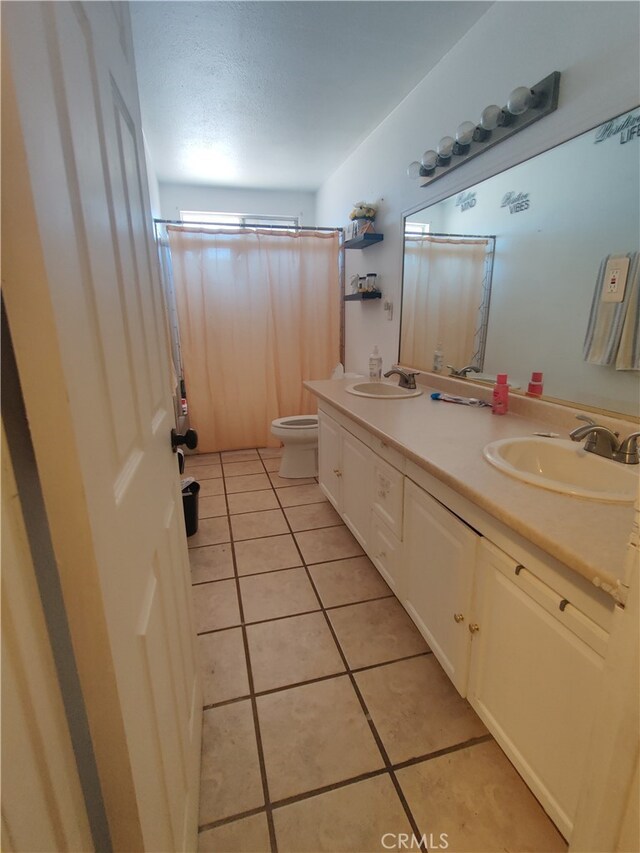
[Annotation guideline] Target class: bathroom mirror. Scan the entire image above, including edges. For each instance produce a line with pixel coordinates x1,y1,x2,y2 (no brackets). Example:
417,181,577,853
400,107,640,417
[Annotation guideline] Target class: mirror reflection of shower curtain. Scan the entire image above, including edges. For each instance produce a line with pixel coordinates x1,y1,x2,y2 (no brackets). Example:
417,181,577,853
167,226,340,452
401,236,489,371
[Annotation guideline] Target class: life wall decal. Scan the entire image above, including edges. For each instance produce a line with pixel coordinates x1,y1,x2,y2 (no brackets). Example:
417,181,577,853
593,111,640,145
501,191,530,214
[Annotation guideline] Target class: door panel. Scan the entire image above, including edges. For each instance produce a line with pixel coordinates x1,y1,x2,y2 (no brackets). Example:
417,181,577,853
318,409,342,509
341,431,373,549
3,3,201,850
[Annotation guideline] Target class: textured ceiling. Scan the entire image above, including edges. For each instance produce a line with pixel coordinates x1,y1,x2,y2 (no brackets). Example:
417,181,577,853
131,1,491,190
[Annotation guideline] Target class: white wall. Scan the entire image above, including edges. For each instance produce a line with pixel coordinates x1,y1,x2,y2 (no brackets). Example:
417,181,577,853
159,182,316,224
143,131,162,220
316,1,640,379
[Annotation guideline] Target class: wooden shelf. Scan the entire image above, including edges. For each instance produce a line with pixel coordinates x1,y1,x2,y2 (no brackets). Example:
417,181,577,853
344,233,383,249
344,292,382,301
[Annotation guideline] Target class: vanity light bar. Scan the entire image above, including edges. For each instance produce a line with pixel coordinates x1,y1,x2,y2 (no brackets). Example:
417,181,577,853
408,72,561,186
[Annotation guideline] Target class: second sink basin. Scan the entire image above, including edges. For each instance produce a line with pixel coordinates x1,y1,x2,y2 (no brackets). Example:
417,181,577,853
346,381,423,399
484,436,638,503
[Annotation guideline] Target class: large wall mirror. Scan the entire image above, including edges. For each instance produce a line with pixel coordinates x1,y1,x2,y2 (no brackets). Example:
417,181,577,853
400,107,640,417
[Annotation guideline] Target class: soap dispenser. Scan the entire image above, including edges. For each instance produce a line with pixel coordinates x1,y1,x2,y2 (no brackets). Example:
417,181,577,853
492,374,509,415
369,345,382,381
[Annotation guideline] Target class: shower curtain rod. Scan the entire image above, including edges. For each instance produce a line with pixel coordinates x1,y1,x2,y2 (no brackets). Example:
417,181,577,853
154,218,342,233
406,231,496,239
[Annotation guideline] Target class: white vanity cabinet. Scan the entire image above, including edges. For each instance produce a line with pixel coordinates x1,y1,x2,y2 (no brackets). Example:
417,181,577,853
403,479,479,697
318,409,373,549
468,539,608,840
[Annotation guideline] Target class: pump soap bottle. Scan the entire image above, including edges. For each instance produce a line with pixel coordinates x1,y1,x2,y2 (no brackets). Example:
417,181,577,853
492,374,509,415
369,345,383,382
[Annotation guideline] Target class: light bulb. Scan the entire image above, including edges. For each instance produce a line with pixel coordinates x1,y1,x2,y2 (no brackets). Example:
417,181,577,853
407,161,422,179
420,149,438,172
455,121,476,146
437,136,454,159
480,104,502,131
507,86,533,115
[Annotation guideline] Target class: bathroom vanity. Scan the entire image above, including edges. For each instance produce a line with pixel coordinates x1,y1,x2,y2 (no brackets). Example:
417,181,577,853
306,376,637,843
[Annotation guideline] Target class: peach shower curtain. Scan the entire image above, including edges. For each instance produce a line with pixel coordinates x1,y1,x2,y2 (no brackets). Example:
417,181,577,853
400,236,488,371
168,226,341,452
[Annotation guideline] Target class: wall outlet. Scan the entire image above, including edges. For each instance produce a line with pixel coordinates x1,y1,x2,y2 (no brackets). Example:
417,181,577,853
601,256,629,303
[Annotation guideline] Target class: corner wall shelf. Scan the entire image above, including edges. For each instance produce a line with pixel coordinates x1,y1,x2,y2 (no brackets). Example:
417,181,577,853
344,233,384,250
344,292,382,301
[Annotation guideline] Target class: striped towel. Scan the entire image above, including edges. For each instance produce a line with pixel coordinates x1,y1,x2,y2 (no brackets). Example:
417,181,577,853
583,252,639,370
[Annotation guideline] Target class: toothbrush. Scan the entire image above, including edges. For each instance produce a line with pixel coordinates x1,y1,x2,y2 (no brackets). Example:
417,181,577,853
430,392,491,408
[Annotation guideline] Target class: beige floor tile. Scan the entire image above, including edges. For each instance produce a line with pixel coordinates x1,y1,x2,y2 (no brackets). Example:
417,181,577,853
247,612,344,692
188,516,231,548
295,525,364,565
276,483,327,507
262,457,282,472
225,473,272,494
397,740,567,852
199,478,225,497
185,452,221,467
240,567,319,622
198,813,271,852
284,502,342,532
269,473,316,489
227,490,279,515
221,449,261,461
190,543,235,584
199,627,250,705
223,460,266,477
257,676,383,801
355,656,487,763
199,701,264,824
231,509,289,542
193,580,241,633
199,494,228,519
234,534,302,576
309,556,392,608
328,597,428,669
193,463,223,480
274,774,413,853
257,447,283,459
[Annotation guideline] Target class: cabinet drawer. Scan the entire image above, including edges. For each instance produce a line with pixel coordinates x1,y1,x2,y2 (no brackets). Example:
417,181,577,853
369,513,402,595
372,456,403,538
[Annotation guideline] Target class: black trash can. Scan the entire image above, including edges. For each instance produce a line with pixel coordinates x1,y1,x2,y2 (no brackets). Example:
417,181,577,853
182,480,200,537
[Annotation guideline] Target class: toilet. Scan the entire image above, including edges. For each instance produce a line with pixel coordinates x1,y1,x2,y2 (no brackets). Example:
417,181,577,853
270,415,319,478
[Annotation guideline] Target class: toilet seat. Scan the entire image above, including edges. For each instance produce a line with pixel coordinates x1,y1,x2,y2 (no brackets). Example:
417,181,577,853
272,415,318,429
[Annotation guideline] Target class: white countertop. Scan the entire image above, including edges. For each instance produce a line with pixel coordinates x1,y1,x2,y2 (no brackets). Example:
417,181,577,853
305,378,637,601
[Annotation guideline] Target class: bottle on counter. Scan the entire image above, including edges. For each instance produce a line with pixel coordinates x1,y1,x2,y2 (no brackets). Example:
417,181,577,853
492,373,509,415
369,345,383,381
527,371,544,397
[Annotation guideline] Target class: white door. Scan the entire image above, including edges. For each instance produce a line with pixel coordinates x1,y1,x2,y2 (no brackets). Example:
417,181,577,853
341,430,373,550
318,409,343,509
403,480,478,696
3,4,201,851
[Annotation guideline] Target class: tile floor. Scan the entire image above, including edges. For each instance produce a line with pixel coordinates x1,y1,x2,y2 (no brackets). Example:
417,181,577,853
186,448,567,853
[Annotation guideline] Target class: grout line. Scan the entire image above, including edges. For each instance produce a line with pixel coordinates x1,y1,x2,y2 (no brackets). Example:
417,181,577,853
391,733,494,773
225,458,279,853
198,805,267,834
270,767,389,809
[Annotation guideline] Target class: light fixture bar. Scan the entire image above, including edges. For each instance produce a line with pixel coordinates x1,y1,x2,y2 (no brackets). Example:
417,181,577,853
411,72,561,187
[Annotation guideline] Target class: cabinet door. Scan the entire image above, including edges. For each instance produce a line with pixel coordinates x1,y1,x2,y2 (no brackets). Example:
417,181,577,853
469,541,606,840
403,480,478,696
372,455,404,539
318,410,342,510
341,430,373,550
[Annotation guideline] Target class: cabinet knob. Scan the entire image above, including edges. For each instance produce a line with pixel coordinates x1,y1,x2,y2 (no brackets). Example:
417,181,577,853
333,468,342,478
378,489,388,499
378,551,387,560
453,613,465,623
468,623,480,634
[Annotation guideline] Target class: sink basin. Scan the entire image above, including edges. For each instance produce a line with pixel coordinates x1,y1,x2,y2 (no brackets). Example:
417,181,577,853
346,381,423,399
484,437,638,503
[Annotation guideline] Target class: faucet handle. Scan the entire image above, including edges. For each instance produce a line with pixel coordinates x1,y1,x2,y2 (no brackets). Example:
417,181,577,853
616,431,640,464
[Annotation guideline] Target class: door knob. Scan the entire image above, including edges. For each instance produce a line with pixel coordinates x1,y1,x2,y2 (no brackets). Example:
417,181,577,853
171,428,198,452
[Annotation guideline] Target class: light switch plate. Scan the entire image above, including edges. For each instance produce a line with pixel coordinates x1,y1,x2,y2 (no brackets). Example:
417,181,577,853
601,256,630,303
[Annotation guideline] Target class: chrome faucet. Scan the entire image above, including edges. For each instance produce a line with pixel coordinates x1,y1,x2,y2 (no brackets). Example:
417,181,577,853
569,415,640,464
383,367,417,390
447,364,482,378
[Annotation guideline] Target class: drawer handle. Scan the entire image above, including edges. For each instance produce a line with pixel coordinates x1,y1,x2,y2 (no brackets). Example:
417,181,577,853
468,623,480,634
453,613,465,623
515,564,525,575
333,468,342,478
378,551,387,560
